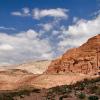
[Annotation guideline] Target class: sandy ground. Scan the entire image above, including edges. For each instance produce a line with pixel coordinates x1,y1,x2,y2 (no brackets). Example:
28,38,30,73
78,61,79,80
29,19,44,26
0,69,97,90
30,73,95,89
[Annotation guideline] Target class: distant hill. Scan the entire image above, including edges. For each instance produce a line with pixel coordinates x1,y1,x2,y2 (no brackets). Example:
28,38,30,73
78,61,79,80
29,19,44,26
16,60,51,74
0,60,51,74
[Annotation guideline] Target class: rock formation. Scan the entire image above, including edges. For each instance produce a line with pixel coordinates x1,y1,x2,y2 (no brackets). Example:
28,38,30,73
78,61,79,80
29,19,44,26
46,34,100,75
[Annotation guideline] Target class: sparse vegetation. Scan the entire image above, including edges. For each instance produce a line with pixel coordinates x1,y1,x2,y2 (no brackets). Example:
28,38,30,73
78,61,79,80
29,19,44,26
0,87,40,100
45,77,100,100
77,92,86,99
0,77,99,100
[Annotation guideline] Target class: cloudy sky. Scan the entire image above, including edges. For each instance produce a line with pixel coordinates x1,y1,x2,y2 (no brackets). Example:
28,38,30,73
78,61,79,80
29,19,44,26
0,0,100,65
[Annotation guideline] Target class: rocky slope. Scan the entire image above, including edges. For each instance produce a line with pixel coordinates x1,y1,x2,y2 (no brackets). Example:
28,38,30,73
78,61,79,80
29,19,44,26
16,60,51,74
0,60,51,74
46,34,100,75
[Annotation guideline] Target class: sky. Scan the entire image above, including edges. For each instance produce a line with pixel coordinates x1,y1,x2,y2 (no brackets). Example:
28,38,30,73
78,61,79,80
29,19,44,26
0,0,100,65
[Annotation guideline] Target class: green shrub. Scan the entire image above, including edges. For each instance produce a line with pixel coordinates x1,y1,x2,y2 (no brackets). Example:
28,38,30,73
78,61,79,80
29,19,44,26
78,92,86,99
88,95,99,100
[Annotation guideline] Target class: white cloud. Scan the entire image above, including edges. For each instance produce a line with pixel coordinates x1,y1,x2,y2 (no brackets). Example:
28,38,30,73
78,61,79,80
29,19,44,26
11,8,69,20
17,29,38,39
66,15,100,36
11,12,22,16
22,8,30,15
0,30,54,65
32,8,68,19
42,23,53,31
0,44,14,51
57,13,100,53
0,26,16,31
38,23,53,32
41,53,53,59
58,36,87,52
11,7,30,17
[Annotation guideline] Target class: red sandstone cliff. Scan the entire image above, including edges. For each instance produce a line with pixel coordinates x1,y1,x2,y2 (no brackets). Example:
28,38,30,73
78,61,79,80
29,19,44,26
46,34,100,75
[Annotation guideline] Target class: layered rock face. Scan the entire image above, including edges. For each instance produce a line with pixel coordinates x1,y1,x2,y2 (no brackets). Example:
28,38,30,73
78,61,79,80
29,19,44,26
46,34,100,75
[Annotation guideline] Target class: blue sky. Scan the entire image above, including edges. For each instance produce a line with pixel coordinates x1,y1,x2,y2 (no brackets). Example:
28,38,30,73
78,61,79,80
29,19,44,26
0,0,99,32
0,0,100,65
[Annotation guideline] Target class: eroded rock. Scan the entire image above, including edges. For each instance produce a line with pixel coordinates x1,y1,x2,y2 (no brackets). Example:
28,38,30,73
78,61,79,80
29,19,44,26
46,34,100,75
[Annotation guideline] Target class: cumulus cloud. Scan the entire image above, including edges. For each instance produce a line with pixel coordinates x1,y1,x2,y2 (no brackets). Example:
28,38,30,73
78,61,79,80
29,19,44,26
0,30,54,65
57,13,100,53
58,36,87,52
11,7,30,17
67,15,100,36
32,8,68,19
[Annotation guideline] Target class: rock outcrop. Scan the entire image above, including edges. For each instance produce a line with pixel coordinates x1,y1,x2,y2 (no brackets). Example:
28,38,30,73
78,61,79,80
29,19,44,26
46,34,100,75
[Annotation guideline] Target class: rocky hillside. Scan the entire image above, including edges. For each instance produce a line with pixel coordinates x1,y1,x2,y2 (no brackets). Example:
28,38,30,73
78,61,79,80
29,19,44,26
0,60,51,74
0,77,100,100
46,34,100,75
16,60,51,74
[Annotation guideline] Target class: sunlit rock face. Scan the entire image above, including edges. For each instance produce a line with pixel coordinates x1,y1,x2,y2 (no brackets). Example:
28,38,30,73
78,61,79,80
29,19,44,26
46,34,100,75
